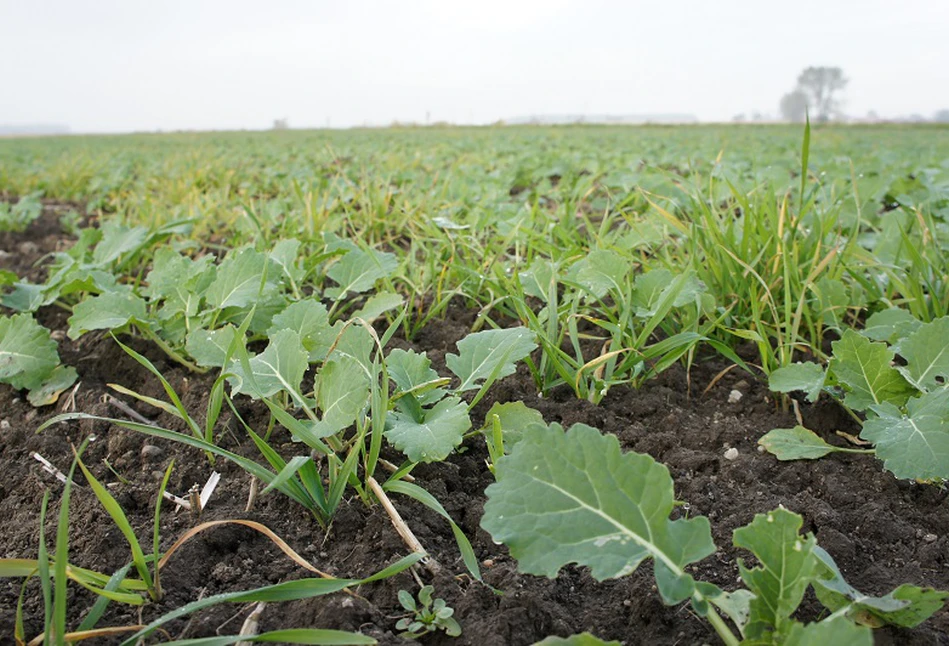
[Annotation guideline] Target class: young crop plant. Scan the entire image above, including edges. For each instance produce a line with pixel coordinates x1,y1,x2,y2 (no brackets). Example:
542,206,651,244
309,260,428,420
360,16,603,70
761,311,949,481
499,250,743,403
2,218,190,316
0,313,77,406
481,422,949,645
40,302,535,583
0,191,43,232
1,215,406,375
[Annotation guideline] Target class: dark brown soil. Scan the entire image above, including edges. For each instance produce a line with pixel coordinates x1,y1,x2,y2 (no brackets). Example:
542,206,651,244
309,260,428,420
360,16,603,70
1,205,948,645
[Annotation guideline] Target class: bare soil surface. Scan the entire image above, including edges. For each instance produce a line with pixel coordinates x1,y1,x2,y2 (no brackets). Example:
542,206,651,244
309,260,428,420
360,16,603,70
1,205,948,645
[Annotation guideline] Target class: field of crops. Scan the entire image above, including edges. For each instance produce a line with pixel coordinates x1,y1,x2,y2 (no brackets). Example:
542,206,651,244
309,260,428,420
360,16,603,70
1,123,949,645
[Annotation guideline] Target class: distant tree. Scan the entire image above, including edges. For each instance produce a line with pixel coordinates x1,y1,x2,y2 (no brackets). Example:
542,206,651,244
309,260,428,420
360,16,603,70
780,90,809,122
732,113,746,122
795,67,848,122
934,109,949,123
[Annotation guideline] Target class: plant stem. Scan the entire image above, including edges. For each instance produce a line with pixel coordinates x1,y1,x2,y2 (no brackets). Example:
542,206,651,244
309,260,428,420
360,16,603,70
704,605,740,646
138,326,208,374
367,476,440,575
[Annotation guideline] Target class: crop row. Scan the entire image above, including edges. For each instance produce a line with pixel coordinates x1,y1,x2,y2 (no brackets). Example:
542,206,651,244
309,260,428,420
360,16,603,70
1,124,948,643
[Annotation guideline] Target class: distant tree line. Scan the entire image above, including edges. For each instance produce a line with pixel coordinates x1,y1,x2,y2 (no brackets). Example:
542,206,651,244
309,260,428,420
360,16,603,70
780,67,847,122
775,67,949,124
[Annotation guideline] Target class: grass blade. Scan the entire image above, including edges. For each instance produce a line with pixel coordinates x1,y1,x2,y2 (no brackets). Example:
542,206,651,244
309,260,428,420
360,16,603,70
159,629,377,645
73,454,155,598
76,563,134,632
383,479,481,581
116,555,425,646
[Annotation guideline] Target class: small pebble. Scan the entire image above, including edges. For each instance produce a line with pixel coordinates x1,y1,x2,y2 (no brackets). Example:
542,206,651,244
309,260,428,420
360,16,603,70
141,444,163,460
724,447,739,461
0,420,10,431
150,470,165,481
18,241,39,255
482,559,495,568
728,389,743,403
924,533,938,543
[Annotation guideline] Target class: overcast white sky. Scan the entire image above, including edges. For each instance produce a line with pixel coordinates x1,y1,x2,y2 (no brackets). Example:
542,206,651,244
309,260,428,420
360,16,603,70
2,0,947,132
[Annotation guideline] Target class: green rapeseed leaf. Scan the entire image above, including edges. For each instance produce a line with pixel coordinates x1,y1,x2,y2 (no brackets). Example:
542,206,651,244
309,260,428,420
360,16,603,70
482,401,547,450
268,300,338,362
386,348,445,406
231,329,308,399
446,327,537,392
783,617,872,646
206,248,271,310
769,362,826,402
185,326,238,368
313,356,370,437
830,330,914,410
481,423,715,604
862,391,949,480
813,546,949,629
758,426,840,460
27,365,79,407
385,397,471,463
0,314,61,391
534,634,620,646
67,292,147,339
733,508,817,642
862,308,921,345
324,248,397,299
898,316,949,392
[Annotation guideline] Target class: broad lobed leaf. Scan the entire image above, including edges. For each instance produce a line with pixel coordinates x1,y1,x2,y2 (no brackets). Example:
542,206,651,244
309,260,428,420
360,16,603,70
230,329,308,400
733,508,817,642
446,327,537,392
768,362,825,403
0,313,64,392
314,356,370,437
385,396,471,463
862,390,949,480
898,316,949,392
67,291,146,339
758,426,840,461
829,330,915,410
324,248,398,299
813,546,949,629
481,423,715,605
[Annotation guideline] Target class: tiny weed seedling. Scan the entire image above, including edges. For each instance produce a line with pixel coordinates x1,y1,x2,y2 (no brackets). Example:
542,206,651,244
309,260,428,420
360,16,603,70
396,585,462,639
